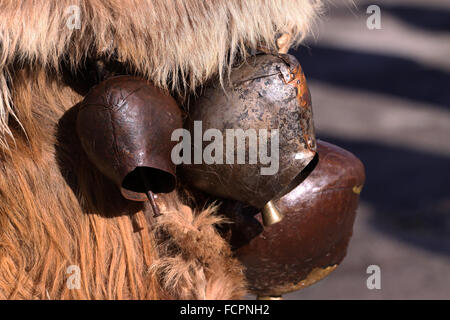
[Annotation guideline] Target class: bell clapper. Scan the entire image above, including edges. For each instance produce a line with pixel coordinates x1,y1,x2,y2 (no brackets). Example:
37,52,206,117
261,200,284,226
139,168,162,218
145,190,161,218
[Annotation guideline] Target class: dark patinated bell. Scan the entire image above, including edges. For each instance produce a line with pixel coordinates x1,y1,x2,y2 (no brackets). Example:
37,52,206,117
180,54,316,226
220,140,365,297
77,75,182,204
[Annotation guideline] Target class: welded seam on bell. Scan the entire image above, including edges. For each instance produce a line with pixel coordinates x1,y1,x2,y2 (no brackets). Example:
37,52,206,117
103,78,114,108
107,106,122,172
104,83,150,172
232,72,280,86
116,85,149,108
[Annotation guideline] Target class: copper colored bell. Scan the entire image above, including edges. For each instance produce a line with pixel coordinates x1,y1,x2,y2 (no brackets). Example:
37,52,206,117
220,140,365,297
77,75,182,203
180,54,316,225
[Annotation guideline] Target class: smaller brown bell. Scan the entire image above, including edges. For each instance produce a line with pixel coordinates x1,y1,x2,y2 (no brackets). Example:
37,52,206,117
76,75,182,207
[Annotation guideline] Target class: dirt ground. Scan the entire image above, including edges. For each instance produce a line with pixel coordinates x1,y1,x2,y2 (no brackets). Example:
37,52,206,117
255,0,450,299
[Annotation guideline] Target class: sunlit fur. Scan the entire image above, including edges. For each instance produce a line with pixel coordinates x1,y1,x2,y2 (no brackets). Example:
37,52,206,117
0,0,321,299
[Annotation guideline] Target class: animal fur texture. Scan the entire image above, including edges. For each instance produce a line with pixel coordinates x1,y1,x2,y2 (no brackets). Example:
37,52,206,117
0,0,321,299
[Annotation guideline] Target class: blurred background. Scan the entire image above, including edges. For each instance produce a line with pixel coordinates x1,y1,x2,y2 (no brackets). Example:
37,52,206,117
286,0,450,299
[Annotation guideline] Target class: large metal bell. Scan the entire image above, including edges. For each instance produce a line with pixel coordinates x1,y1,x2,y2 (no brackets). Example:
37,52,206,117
180,54,316,225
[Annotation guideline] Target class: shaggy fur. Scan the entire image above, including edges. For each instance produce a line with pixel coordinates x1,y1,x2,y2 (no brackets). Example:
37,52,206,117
0,0,321,299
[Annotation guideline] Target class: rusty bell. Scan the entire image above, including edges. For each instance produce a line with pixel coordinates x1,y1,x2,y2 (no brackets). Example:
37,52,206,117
179,53,317,226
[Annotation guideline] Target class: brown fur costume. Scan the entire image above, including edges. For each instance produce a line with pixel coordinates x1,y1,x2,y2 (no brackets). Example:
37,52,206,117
0,0,321,299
